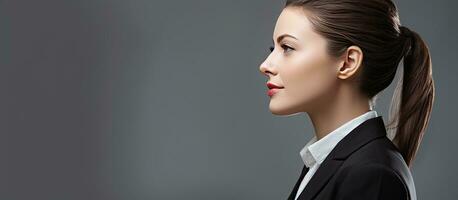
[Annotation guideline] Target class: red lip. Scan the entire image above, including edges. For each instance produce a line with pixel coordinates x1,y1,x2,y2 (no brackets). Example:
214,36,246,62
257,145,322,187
266,82,284,89
266,82,284,97
267,88,281,97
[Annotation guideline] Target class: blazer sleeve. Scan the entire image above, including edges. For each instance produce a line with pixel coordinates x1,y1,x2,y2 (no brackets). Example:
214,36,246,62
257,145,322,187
335,163,409,200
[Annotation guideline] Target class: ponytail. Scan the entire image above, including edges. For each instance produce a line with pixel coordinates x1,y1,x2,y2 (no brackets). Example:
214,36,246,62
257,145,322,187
386,26,435,168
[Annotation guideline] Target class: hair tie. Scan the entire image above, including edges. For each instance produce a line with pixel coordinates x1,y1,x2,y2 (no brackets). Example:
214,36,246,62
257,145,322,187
400,26,413,39
400,26,413,56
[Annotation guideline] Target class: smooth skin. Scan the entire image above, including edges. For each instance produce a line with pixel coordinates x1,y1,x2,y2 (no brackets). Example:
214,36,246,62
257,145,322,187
259,6,371,140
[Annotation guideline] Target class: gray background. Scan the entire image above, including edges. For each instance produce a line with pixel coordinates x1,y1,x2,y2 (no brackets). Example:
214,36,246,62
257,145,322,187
2,0,457,199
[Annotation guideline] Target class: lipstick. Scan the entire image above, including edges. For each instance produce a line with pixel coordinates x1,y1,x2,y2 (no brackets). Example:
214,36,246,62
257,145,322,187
267,88,281,97
266,82,284,97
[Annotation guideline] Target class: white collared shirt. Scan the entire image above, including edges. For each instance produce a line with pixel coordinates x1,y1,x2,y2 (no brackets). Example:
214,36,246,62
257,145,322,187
294,110,378,200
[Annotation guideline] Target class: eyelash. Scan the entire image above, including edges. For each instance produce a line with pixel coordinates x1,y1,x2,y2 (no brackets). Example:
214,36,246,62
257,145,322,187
269,44,294,53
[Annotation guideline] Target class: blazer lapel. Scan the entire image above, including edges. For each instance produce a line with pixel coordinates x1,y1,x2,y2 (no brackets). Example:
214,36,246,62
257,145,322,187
287,165,309,200
296,116,387,200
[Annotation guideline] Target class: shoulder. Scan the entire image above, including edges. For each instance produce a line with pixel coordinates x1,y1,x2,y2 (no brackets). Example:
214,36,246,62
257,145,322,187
334,163,409,200
338,163,404,184
344,136,408,172
333,137,413,200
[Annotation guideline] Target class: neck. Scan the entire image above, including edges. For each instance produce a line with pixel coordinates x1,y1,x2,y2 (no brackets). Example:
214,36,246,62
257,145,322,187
306,85,371,140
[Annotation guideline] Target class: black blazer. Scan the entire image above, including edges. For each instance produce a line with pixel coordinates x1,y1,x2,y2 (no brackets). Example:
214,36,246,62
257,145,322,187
287,116,417,200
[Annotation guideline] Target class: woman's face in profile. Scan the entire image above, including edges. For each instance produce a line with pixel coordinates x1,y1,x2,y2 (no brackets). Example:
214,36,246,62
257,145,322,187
260,6,341,115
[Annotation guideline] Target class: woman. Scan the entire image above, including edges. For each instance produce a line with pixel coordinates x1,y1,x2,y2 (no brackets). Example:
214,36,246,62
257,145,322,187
259,0,435,200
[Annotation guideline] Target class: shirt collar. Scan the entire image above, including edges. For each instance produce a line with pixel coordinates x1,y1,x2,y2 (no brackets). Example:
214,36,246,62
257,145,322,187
300,110,378,168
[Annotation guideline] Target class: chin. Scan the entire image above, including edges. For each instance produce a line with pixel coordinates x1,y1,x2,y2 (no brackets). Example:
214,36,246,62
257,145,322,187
268,101,301,116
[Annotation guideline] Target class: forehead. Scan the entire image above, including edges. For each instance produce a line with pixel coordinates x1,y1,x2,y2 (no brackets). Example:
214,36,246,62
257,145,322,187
273,7,316,41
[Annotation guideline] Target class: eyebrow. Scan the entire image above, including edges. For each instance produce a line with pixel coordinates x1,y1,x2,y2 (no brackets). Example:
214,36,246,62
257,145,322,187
273,34,298,44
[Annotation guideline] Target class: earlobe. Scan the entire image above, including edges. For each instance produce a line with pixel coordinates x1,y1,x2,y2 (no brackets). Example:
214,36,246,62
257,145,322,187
337,45,363,80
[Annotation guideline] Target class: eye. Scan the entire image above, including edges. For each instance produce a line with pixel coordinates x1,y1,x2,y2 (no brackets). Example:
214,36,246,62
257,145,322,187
281,44,294,53
269,44,295,53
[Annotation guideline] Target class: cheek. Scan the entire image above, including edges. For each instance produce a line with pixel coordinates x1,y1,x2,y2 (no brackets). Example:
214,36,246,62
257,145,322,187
281,51,337,100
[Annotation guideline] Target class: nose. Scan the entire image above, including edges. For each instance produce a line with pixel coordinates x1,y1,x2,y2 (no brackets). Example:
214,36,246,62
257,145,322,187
259,60,276,78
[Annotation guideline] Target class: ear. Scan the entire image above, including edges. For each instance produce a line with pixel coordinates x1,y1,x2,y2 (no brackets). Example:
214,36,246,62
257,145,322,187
337,45,363,80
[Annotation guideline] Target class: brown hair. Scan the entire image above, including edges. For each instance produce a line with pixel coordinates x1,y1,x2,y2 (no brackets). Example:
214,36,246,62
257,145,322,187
285,0,435,168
